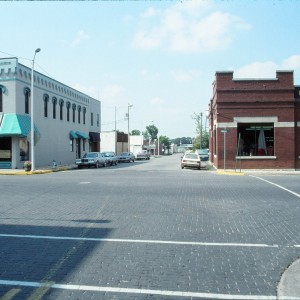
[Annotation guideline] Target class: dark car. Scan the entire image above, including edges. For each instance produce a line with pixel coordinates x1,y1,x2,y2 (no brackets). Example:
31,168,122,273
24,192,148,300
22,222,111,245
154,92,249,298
118,152,135,163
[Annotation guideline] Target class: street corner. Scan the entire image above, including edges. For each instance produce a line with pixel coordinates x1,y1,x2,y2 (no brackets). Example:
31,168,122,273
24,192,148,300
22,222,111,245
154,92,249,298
277,258,300,299
216,170,245,176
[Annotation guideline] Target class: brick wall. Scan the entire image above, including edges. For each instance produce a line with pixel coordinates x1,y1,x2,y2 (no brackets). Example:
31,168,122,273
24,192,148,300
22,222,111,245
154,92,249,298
210,71,297,170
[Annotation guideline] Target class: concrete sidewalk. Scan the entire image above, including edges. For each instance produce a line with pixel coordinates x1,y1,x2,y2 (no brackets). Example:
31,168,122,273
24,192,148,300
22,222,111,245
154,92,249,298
278,258,300,299
0,164,76,175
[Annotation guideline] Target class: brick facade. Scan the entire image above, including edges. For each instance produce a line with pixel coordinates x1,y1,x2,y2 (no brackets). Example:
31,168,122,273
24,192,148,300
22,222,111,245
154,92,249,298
209,71,300,170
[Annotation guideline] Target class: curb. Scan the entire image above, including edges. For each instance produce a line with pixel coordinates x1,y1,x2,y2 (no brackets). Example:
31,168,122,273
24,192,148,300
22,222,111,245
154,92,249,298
216,170,245,176
278,258,300,299
0,166,76,175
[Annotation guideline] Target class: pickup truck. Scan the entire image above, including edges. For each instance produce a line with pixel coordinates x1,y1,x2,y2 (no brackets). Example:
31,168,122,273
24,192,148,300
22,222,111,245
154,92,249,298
136,150,150,160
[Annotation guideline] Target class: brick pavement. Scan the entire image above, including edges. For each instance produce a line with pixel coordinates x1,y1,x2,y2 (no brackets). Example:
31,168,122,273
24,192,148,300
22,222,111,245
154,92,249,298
0,164,300,299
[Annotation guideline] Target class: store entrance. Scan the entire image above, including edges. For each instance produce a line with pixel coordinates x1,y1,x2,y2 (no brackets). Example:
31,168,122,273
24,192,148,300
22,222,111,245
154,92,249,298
0,137,12,168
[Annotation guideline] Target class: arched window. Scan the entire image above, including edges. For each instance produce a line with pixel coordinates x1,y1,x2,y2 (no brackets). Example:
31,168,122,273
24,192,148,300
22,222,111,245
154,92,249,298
43,94,49,118
66,101,71,122
59,99,64,120
0,85,5,112
78,105,81,124
24,87,31,114
82,107,86,124
52,97,57,119
72,103,76,123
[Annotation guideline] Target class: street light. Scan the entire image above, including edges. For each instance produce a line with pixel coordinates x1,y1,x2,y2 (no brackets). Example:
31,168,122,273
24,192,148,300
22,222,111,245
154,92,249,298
30,48,41,172
127,103,133,152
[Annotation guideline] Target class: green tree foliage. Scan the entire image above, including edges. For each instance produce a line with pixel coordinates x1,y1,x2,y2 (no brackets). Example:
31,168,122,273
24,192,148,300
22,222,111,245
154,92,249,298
131,129,141,136
191,112,209,149
146,125,158,141
171,137,193,146
159,135,171,150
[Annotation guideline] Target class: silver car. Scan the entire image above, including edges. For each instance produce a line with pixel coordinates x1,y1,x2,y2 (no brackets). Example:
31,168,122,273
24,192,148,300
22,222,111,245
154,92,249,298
118,152,135,163
102,152,118,166
76,152,107,169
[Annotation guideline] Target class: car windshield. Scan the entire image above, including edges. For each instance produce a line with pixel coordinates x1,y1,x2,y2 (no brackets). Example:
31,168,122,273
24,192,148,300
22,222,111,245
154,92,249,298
185,154,199,159
84,153,97,158
198,149,208,155
120,153,129,156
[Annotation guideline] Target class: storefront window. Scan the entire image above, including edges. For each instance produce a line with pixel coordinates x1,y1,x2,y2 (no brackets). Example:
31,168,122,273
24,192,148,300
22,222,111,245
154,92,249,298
19,138,29,161
237,123,274,156
0,137,12,161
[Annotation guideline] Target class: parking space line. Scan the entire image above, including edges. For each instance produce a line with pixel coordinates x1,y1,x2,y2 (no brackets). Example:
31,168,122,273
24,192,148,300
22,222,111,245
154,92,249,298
250,175,300,199
0,233,280,248
0,279,290,300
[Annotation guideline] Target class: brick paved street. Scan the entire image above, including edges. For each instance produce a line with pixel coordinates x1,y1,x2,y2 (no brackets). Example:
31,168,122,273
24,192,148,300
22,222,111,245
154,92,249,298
1,154,300,299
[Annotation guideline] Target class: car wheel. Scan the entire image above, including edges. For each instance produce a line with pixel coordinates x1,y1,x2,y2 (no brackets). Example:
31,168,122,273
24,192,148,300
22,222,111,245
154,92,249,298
181,165,184,169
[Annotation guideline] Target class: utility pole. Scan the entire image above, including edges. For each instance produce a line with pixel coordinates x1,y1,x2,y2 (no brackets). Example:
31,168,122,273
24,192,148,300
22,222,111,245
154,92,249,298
200,112,203,149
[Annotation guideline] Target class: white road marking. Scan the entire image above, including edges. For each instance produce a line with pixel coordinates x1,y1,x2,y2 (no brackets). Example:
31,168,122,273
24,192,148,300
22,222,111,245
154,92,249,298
0,233,280,248
1,279,295,300
250,175,300,198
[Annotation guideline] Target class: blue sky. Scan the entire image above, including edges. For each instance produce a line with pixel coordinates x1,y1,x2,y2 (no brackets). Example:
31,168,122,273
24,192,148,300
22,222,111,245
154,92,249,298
1,0,300,139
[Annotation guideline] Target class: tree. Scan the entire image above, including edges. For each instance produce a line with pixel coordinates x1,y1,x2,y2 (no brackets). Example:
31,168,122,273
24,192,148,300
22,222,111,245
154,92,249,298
159,135,171,152
191,112,208,149
131,129,141,136
171,137,192,146
146,125,158,141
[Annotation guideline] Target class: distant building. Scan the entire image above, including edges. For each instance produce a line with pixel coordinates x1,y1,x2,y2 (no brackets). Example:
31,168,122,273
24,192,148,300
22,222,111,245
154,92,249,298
0,57,100,169
209,70,300,170
100,131,128,154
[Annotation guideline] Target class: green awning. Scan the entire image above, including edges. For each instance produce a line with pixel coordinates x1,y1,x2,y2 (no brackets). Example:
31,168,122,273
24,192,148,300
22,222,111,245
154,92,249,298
69,130,78,139
76,130,89,139
0,114,40,138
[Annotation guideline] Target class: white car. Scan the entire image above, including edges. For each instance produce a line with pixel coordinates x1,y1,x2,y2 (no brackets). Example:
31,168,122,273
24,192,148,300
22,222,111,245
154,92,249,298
181,153,201,170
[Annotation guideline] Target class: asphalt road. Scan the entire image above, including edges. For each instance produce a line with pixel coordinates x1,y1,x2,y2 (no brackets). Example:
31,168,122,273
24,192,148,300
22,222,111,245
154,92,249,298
1,154,300,299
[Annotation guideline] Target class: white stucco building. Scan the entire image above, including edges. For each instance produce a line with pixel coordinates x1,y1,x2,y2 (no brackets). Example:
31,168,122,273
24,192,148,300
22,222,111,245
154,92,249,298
0,57,101,169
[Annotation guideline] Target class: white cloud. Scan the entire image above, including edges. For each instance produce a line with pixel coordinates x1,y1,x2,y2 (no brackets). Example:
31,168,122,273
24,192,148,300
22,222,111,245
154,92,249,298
171,70,198,82
101,84,125,100
234,61,278,79
234,55,300,79
150,96,165,105
72,84,98,99
282,55,300,70
71,30,90,47
132,2,250,53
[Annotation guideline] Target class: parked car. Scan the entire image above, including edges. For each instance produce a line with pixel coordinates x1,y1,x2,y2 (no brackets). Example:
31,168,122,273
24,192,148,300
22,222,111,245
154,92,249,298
76,152,106,169
195,149,209,161
136,150,150,160
118,152,135,163
102,152,118,166
195,149,209,169
181,153,201,170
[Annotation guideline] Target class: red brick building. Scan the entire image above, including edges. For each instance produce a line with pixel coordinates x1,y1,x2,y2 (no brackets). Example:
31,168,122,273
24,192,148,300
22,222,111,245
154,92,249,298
208,71,300,170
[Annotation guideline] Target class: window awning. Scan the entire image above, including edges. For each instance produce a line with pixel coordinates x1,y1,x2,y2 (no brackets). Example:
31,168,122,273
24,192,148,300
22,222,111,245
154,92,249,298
0,114,40,138
69,130,78,139
89,132,100,142
75,130,89,139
